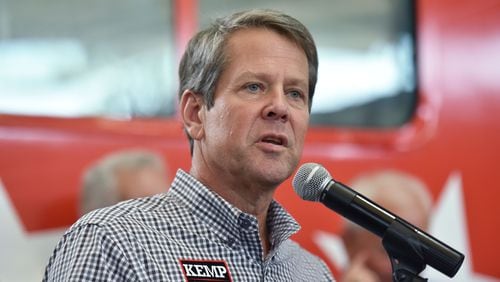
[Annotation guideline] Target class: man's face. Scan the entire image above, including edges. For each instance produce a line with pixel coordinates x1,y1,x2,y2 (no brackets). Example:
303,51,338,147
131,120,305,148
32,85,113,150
199,28,310,188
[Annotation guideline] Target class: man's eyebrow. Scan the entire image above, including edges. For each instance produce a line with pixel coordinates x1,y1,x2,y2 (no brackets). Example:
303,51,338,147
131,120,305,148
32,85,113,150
234,71,265,81
235,71,308,89
285,77,308,90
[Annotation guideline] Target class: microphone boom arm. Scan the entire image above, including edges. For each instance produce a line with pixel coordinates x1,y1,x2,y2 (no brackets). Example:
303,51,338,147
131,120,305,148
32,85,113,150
383,219,428,282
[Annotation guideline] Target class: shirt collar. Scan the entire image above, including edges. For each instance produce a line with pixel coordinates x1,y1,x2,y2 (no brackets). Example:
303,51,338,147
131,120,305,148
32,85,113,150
169,169,300,250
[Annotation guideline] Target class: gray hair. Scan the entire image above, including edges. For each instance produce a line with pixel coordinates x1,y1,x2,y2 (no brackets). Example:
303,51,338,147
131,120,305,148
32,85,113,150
178,9,319,155
79,149,166,216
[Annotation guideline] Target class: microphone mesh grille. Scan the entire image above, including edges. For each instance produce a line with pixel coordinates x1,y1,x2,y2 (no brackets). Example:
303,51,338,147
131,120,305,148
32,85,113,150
293,163,331,202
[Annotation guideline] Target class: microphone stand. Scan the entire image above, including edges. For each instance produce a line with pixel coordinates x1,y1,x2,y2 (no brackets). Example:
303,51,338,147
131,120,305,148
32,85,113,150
382,220,428,282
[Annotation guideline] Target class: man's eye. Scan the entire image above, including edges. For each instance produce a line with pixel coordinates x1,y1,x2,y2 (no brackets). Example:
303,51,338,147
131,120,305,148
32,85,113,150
246,83,261,93
288,90,304,100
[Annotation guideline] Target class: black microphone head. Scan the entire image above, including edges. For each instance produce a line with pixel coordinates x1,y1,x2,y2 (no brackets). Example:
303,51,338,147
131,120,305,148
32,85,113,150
293,163,331,202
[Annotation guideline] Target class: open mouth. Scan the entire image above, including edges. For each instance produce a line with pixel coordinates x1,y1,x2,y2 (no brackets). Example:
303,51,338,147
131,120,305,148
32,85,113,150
261,135,287,147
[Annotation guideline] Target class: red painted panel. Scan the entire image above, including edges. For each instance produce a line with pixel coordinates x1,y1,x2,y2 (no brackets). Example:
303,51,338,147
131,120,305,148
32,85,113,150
1,0,499,279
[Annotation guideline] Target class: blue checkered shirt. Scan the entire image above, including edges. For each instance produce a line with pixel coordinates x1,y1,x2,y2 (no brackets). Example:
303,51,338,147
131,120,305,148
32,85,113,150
43,169,334,281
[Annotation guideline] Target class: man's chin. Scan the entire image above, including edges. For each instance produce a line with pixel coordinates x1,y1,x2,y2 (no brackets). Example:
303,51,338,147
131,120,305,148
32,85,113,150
248,155,297,184
257,167,293,187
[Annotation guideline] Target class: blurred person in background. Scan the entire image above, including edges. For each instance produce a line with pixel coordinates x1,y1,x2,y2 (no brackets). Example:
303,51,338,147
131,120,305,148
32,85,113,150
79,149,170,216
340,170,432,282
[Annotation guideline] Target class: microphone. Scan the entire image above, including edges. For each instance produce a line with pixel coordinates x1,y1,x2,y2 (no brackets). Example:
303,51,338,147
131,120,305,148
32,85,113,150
292,163,464,278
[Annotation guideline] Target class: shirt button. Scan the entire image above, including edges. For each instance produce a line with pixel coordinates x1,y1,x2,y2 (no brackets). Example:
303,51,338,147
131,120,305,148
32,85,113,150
225,237,235,247
239,218,251,229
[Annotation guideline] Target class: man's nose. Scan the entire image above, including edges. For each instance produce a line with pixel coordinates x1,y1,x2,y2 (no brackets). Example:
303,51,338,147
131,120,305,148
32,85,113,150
262,89,289,122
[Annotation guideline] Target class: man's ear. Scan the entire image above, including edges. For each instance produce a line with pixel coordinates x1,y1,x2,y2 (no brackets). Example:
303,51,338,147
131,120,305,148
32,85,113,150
180,90,205,140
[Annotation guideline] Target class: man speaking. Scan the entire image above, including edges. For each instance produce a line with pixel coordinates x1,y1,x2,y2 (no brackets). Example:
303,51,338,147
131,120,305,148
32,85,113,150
43,9,334,281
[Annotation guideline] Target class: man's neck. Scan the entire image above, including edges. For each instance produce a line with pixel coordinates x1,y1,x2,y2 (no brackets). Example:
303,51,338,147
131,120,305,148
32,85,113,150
189,166,276,257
